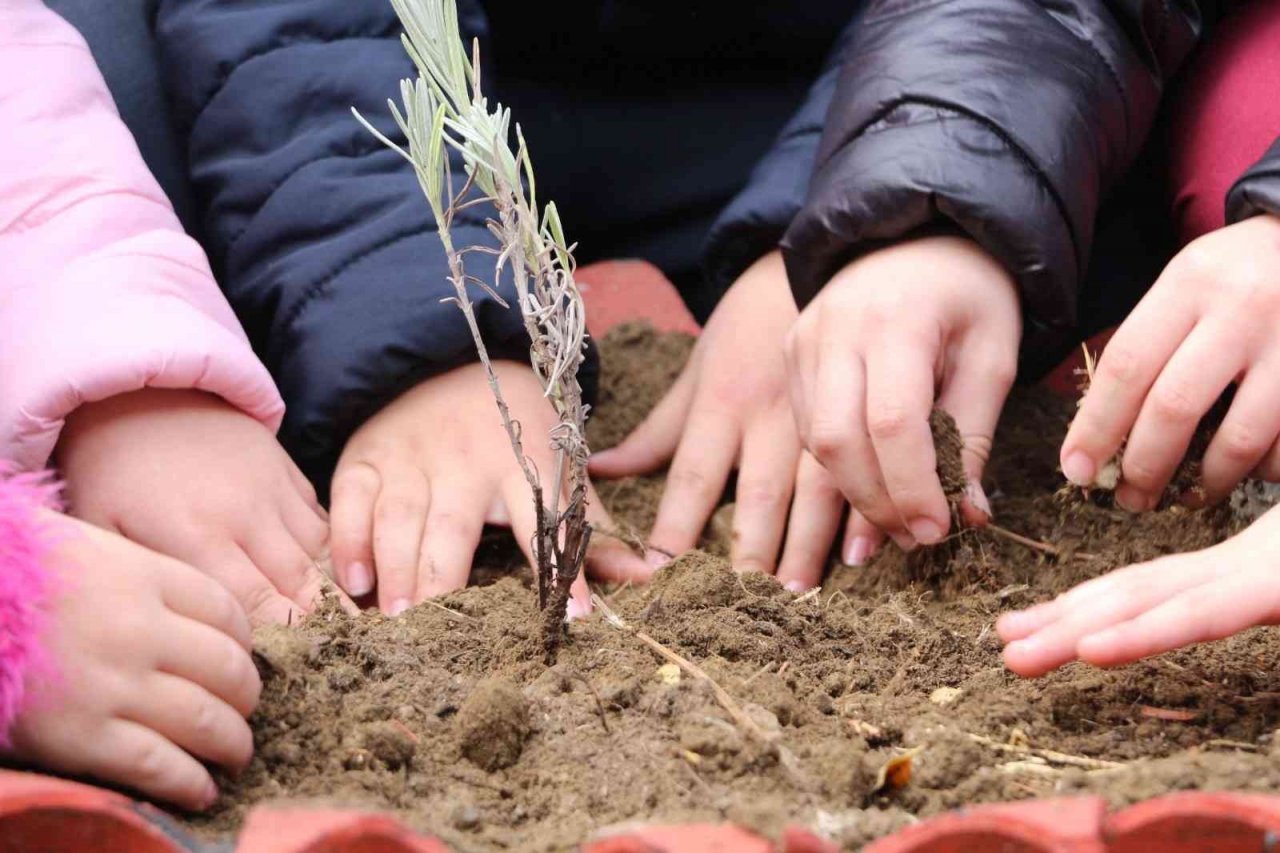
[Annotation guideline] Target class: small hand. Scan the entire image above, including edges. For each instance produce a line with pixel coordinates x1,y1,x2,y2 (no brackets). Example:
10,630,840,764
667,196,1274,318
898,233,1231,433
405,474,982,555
998,502,1280,676
4,514,260,810
57,388,338,625
785,235,1020,555
590,251,848,591
330,361,650,616
1061,214,1280,510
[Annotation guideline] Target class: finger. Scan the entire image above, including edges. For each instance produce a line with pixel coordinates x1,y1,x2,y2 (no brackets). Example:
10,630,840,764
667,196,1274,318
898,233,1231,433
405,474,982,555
936,341,1015,524
806,345,908,546
584,480,655,583
784,317,818,441
371,467,429,616
1001,552,1223,676
94,719,218,811
568,572,592,620
283,458,327,522
329,461,380,598
124,673,254,773
199,546,296,627
1255,438,1280,483
1117,323,1241,511
279,486,331,569
416,474,487,600
648,411,738,556
776,454,845,592
865,332,948,544
731,407,801,575
243,519,354,617
996,553,1215,642
841,510,886,567
1078,563,1280,666
1200,368,1280,503
156,617,262,716
159,563,253,652
589,361,697,477
1060,289,1196,486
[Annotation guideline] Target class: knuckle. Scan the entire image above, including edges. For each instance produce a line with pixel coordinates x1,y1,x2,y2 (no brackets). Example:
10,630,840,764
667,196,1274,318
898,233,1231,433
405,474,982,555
242,583,285,625
1218,422,1269,463
128,738,174,790
375,494,424,525
1121,455,1159,489
1097,344,1144,386
1172,238,1216,284
331,463,379,500
189,694,221,743
735,479,788,512
867,406,913,442
985,354,1018,392
665,466,716,498
807,419,853,461
1150,382,1202,424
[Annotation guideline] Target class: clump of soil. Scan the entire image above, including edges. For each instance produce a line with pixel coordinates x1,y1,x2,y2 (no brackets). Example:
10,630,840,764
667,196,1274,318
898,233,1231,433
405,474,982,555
186,323,1280,851
930,408,968,508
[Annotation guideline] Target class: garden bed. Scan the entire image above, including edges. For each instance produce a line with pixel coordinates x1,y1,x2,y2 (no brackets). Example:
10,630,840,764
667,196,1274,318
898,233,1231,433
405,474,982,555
189,323,1280,851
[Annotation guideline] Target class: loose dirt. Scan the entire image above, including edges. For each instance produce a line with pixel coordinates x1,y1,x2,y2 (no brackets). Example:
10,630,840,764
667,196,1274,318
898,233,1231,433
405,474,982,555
189,323,1280,851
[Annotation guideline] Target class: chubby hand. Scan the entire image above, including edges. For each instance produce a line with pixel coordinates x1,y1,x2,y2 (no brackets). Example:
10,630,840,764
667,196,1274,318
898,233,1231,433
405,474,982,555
999,502,1280,677
330,361,650,616
4,513,260,810
56,388,336,625
785,235,1020,557
1061,214,1280,510
590,251,848,591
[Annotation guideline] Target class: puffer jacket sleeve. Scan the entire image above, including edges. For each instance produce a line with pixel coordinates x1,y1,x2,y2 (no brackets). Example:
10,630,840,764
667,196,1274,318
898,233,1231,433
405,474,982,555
1228,138,1280,223
0,1,283,472
700,13,862,299
154,0,532,494
0,465,61,746
780,0,1218,361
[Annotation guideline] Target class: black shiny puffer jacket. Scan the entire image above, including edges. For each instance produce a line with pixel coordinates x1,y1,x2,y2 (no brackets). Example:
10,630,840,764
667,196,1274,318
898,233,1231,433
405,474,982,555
759,0,1280,363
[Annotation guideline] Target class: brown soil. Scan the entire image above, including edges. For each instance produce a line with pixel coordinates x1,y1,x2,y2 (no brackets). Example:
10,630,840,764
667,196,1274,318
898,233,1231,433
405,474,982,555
189,323,1280,851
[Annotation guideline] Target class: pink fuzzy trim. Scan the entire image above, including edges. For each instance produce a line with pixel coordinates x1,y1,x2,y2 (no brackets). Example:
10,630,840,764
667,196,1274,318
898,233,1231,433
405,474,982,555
0,463,61,746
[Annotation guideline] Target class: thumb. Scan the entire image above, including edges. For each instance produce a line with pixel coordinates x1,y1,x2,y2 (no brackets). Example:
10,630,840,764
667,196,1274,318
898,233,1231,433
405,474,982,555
589,363,696,478
936,345,1015,527
583,480,658,584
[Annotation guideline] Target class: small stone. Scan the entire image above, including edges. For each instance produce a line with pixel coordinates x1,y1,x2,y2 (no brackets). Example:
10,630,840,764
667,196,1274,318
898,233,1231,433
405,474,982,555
656,663,682,685
451,804,481,831
929,686,963,706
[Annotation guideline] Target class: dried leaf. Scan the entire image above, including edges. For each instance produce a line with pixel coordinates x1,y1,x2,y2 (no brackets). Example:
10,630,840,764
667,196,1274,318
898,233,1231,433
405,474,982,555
1139,705,1199,722
873,746,923,794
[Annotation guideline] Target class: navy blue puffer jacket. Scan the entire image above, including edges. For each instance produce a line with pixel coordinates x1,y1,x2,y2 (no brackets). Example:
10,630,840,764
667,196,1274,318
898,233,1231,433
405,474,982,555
153,0,856,495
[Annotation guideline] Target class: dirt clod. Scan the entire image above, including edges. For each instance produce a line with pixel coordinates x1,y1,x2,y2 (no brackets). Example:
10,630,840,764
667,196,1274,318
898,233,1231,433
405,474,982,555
456,678,529,771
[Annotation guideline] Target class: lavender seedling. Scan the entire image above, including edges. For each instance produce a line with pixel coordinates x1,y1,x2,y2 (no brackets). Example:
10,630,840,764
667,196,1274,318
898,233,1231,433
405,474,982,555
354,0,590,662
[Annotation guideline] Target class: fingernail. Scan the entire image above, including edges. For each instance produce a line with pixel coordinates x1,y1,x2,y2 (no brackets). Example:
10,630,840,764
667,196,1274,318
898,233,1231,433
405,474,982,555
908,517,944,545
345,561,373,597
645,550,672,571
387,597,412,617
565,597,591,622
965,481,992,519
889,531,917,552
784,580,807,593
1061,451,1095,486
1115,487,1150,513
844,536,875,566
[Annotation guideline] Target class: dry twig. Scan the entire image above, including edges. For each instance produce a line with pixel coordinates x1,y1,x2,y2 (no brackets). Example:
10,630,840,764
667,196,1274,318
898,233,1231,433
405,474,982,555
966,732,1124,771
592,594,775,744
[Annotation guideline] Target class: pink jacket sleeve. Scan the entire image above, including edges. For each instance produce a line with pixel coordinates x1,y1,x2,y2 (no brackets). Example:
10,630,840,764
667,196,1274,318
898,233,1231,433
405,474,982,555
0,465,60,745
0,1,284,472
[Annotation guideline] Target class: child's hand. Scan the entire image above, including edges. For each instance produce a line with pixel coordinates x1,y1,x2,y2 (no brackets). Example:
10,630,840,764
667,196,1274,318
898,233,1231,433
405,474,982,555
5,513,259,810
330,361,650,616
56,389,337,625
1061,214,1280,510
785,235,1020,553
998,502,1280,676
590,251,846,591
